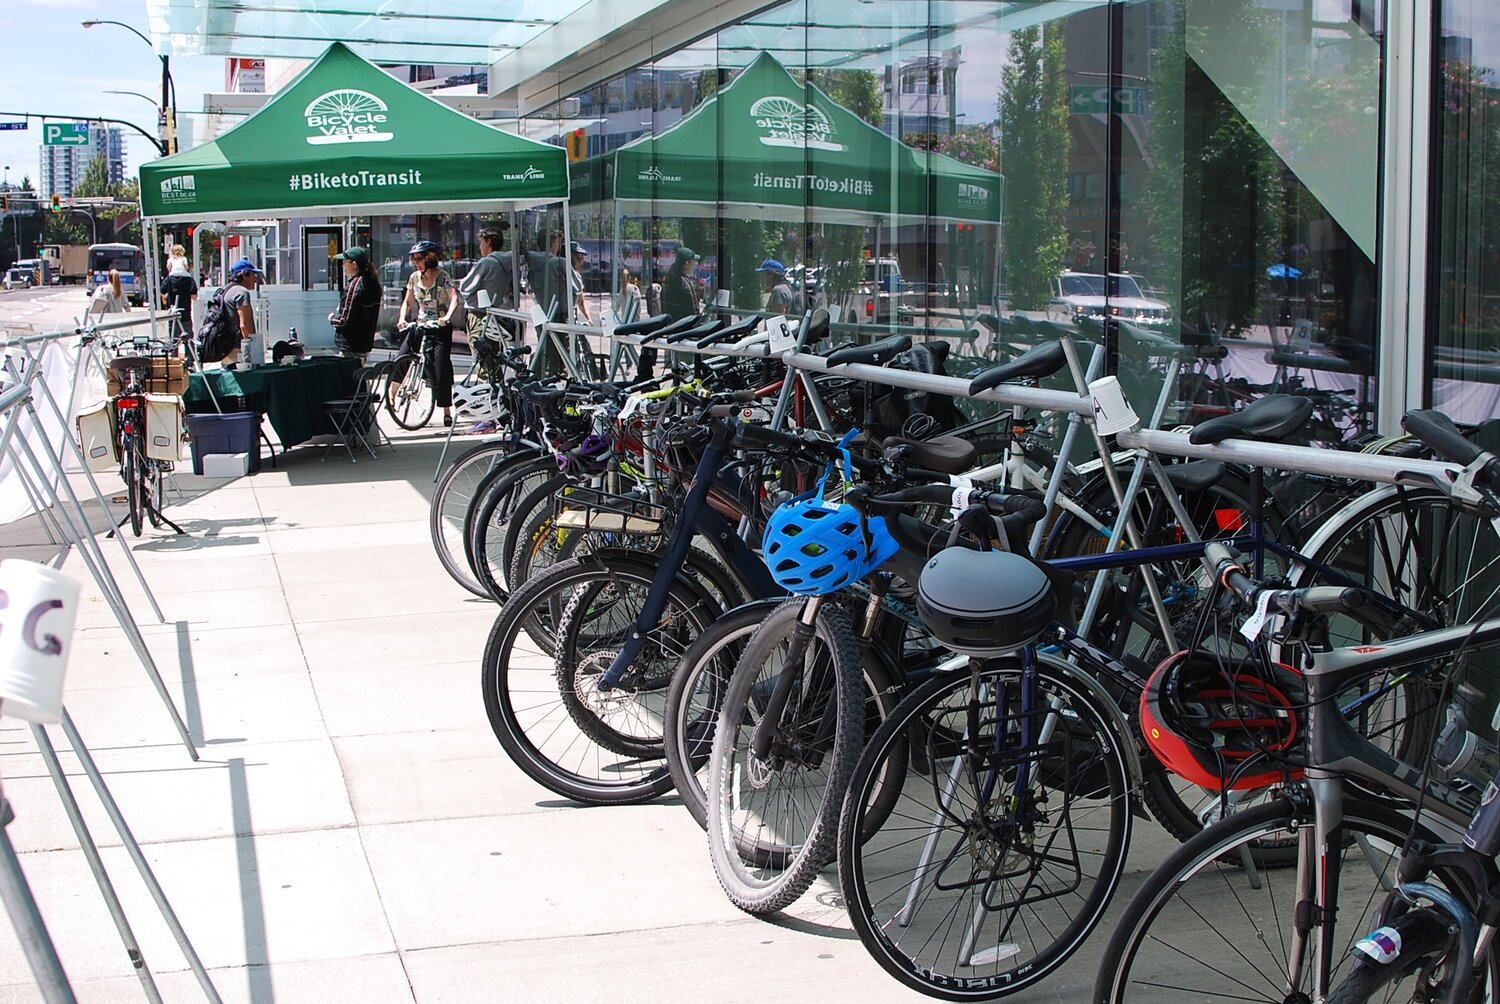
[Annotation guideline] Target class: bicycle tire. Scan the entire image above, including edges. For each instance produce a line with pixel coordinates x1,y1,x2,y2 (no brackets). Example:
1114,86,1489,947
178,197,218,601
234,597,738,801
429,440,530,597
1323,909,1496,1004
839,656,1131,1001
386,354,435,429
1093,796,1480,1003
663,600,782,830
125,440,144,537
500,473,575,589
507,497,593,592
706,599,863,915
468,457,560,602
481,553,722,805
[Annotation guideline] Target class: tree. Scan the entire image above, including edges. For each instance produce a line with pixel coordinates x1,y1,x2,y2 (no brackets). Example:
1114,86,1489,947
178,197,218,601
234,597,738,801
18,175,33,196
75,154,111,199
999,25,1070,311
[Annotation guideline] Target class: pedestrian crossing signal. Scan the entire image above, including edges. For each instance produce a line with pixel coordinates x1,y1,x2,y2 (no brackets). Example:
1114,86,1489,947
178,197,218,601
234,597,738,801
566,129,586,162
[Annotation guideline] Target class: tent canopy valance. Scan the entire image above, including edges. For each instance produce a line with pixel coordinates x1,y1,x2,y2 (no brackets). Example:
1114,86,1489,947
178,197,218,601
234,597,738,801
139,42,568,223
574,52,1001,227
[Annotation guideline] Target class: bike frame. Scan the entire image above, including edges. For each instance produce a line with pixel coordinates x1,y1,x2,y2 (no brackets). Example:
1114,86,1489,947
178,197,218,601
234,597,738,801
596,417,779,691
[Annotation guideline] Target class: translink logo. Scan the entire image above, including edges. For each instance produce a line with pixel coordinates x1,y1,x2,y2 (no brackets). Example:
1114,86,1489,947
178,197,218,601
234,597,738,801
503,165,546,182
637,166,682,183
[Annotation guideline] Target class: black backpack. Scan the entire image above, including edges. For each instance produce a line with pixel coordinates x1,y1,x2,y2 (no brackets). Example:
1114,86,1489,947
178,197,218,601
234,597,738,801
194,287,239,363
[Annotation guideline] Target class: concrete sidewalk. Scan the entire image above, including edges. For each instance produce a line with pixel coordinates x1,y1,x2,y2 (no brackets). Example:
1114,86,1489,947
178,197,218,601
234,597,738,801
0,426,1168,1004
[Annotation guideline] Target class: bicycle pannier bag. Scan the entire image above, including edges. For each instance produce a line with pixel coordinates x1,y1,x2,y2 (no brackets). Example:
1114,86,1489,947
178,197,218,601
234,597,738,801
195,287,238,363
144,394,183,462
76,400,118,472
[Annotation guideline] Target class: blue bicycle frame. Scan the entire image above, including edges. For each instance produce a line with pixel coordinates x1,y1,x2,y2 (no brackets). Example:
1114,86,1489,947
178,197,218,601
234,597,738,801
597,417,780,691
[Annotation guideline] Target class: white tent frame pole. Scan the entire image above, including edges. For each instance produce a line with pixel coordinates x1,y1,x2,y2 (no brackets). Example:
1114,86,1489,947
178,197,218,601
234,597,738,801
0,779,74,1004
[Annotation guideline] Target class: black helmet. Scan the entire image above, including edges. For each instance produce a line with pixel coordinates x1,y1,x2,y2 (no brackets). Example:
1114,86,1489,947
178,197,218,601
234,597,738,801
916,547,1056,657
409,240,440,256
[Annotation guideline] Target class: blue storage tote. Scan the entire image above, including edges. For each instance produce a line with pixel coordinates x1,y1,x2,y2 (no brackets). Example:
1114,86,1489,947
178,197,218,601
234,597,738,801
185,412,261,475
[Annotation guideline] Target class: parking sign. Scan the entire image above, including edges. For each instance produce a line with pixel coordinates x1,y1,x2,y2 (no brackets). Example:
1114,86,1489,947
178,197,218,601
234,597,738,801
43,123,89,146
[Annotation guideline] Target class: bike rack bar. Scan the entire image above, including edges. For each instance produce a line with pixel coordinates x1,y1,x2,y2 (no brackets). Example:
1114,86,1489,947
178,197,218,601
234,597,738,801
783,350,1095,416
1115,428,1461,487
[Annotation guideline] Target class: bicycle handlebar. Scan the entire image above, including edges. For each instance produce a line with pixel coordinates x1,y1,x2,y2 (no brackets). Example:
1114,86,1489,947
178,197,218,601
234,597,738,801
1403,409,1500,495
1205,541,1369,617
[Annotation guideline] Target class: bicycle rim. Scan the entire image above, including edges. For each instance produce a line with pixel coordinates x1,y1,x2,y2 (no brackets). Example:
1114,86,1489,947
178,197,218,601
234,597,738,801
839,660,1131,1000
430,442,519,597
126,443,144,536
388,363,434,429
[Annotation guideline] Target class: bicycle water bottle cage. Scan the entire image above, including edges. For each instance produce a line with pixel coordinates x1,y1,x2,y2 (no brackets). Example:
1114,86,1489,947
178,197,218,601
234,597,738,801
762,430,898,596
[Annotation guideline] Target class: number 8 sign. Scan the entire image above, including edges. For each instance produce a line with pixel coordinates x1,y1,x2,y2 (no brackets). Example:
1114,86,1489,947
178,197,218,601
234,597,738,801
0,561,80,724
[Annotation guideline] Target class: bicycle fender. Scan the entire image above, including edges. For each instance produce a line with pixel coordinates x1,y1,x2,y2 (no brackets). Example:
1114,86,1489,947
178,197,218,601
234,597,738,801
1036,650,1145,793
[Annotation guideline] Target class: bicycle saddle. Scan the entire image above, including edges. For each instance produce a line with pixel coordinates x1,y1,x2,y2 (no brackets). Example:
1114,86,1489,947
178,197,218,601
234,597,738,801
803,308,831,346
665,317,725,344
973,312,1002,333
697,314,764,348
882,435,976,476
1160,459,1227,492
826,334,913,367
1188,394,1315,445
639,314,703,344
613,313,672,338
967,340,1067,395
111,355,153,378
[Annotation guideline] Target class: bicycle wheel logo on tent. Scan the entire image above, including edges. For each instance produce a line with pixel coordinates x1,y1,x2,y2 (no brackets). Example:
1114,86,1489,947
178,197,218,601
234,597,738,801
304,89,394,145
749,96,843,151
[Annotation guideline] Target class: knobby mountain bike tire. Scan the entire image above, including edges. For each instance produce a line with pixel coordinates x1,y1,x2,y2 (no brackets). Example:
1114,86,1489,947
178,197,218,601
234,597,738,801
481,552,724,805
706,599,863,915
1092,796,1493,1004
839,656,1131,1001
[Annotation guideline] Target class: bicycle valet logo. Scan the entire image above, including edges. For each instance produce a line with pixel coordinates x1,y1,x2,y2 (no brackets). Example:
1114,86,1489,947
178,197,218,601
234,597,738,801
303,89,394,146
502,165,546,183
636,165,683,184
749,95,843,152
158,174,197,206
957,182,991,207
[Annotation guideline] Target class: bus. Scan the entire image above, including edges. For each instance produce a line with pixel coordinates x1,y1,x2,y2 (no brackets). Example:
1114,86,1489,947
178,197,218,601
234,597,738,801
86,243,147,306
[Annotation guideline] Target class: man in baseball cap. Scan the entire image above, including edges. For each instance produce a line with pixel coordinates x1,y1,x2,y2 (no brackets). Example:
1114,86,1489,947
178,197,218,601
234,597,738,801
222,259,264,364
568,243,592,324
756,258,798,315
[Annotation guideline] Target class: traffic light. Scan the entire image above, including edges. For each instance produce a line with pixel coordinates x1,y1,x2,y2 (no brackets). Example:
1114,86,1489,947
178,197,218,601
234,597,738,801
565,128,586,162
49,194,61,213
1,196,7,212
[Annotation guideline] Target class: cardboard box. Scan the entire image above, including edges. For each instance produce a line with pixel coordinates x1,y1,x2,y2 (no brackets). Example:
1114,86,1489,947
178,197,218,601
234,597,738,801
200,453,249,477
108,356,187,397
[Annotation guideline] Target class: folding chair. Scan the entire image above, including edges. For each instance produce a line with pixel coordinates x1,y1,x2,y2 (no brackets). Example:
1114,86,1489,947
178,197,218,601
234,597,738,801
321,361,391,462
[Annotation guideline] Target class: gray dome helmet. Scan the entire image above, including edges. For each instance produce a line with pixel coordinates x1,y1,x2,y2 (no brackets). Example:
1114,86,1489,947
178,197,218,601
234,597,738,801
916,548,1056,657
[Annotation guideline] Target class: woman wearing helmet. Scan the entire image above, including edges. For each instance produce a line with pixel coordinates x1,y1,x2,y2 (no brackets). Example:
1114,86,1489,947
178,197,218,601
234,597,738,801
396,240,457,426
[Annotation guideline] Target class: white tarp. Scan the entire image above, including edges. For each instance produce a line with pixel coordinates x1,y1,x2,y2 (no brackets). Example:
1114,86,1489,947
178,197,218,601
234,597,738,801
0,339,91,526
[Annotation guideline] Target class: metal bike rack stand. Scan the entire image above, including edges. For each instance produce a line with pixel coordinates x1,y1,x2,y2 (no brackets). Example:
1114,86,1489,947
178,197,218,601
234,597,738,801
0,331,197,759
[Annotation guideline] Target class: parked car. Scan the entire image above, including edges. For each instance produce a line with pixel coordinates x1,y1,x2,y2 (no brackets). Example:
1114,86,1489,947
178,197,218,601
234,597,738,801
1047,271,1172,328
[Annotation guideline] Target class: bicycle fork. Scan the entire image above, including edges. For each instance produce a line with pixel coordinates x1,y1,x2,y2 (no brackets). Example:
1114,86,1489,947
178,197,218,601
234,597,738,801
749,595,823,762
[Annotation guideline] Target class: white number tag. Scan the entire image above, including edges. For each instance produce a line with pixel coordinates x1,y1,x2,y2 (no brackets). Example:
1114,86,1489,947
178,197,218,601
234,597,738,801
949,476,975,518
1239,590,1277,641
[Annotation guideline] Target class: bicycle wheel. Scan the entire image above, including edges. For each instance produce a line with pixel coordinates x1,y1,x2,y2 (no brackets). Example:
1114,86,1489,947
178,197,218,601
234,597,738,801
430,440,529,597
1094,796,1482,1003
124,440,145,537
386,354,435,429
706,599,863,915
1324,924,1498,1004
468,457,560,602
839,656,1131,1001
501,474,579,590
481,553,722,805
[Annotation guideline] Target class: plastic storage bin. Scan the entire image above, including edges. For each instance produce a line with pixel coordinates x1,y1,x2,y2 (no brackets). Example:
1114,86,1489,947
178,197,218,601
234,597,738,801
185,412,261,475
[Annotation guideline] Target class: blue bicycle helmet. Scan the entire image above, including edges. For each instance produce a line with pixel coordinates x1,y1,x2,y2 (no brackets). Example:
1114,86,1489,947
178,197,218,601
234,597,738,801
409,240,440,256
762,430,899,595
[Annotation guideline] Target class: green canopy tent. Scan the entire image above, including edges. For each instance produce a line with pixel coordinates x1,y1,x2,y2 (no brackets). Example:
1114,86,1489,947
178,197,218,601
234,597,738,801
137,41,575,343
579,52,1000,225
140,41,568,220
571,52,1001,315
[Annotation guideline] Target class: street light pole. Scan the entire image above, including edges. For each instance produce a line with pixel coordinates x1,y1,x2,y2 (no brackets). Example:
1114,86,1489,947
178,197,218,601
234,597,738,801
82,20,176,155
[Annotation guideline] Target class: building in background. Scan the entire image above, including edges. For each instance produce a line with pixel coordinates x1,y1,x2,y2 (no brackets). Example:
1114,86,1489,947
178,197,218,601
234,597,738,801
39,125,125,198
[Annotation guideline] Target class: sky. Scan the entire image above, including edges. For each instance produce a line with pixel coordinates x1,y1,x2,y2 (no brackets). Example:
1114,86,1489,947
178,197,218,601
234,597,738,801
0,0,228,192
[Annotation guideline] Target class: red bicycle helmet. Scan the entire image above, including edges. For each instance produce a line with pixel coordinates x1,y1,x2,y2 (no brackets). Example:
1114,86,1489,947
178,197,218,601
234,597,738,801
1139,651,1304,791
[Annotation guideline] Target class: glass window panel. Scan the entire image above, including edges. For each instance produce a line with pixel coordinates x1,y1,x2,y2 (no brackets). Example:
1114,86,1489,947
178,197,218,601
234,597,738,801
1431,2,1500,422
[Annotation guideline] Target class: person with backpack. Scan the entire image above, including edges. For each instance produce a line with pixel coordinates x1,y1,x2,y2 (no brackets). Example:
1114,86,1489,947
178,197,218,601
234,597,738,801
194,259,262,367
160,264,198,347
326,247,382,362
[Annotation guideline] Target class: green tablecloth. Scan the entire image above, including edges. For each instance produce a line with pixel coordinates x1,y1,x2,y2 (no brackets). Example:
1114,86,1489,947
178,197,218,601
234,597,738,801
184,356,360,448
